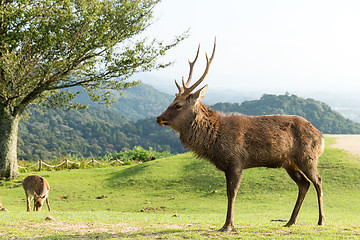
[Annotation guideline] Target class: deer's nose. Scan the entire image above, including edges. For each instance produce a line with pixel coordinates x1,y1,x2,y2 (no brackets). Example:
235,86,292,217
156,116,162,123
156,116,167,126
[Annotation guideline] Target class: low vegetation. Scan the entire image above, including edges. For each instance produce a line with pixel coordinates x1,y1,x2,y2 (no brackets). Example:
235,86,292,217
0,137,359,239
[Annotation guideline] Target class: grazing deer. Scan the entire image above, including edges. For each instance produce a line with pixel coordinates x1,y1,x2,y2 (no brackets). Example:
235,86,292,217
22,175,51,211
156,39,325,232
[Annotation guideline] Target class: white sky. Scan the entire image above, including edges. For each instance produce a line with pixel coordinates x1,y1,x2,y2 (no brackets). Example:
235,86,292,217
137,0,360,95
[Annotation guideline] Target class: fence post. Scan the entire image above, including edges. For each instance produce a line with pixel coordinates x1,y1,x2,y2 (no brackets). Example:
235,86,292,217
39,159,42,171
65,159,69,168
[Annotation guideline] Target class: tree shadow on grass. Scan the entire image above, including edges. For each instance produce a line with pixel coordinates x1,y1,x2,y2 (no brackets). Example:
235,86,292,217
106,163,151,188
105,157,225,192
180,159,225,193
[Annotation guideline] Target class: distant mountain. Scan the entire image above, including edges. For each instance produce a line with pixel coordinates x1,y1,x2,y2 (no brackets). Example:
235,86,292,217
211,94,360,134
75,83,173,121
112,84,173,120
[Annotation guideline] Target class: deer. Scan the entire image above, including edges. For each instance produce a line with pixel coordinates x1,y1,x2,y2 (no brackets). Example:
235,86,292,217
156,38,325,232
22,175,51,212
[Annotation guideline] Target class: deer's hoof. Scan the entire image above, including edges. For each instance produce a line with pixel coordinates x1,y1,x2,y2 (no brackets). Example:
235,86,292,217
218,227,228,232
283,220,296,227
318,216,325,226
218,226,232,232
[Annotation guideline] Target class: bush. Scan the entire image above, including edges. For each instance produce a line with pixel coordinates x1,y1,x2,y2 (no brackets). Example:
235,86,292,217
101,146,172,162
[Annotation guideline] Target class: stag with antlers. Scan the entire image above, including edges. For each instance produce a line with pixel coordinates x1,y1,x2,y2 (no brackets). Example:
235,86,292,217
156,39,325,232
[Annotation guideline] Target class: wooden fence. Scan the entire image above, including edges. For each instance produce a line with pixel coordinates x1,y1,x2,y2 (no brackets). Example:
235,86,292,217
18,158,124,171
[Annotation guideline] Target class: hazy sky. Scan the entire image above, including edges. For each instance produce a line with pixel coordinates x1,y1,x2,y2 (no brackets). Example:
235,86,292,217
137,0,360,95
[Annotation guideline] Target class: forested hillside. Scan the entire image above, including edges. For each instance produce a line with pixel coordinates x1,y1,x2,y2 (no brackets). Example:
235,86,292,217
18,86,360,161
18,84,182,161
18,107,184,161
211,94,360,134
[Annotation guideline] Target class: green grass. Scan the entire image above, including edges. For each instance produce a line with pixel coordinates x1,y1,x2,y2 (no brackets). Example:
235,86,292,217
0,136,359,239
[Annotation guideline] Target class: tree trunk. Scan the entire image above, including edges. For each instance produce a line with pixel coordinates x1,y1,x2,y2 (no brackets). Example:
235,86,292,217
0,108,20,178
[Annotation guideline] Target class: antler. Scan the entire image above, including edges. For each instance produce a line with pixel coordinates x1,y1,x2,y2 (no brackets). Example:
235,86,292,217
185,44,200,87
175,37,216,96
175,44,200,94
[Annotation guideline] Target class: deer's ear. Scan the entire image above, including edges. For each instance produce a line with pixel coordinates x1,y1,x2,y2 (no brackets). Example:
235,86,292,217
190,85,208,105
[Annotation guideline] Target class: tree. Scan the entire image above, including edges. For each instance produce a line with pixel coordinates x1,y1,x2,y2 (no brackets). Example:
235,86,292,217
0,0,185,178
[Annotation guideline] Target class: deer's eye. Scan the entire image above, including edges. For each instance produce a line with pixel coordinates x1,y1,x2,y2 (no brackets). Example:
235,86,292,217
174,104,182,110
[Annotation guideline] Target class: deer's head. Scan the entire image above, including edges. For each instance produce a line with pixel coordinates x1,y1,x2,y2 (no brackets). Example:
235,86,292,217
34,193,46,211
156,39,216,133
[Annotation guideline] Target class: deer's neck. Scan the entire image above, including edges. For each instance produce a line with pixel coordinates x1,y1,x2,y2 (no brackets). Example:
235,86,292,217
179,103,221,155
38,178,48,196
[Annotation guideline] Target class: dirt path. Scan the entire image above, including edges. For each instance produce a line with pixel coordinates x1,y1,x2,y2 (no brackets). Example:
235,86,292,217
327,134,360,156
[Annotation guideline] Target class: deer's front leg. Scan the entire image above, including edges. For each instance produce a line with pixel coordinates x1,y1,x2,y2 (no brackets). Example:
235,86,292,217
219,169,242,232
46,197,51,211
26,197,31,211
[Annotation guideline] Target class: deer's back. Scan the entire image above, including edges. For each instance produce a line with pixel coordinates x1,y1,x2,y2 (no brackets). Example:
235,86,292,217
22,175,50,196
200,114,324,171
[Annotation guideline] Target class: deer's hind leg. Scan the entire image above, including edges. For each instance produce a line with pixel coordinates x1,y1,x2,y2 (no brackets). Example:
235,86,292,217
25,194,32,212
299,160,325,226
284,163,310,227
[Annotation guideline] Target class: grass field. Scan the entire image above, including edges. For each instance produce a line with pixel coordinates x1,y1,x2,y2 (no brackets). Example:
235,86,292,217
0,136,359,239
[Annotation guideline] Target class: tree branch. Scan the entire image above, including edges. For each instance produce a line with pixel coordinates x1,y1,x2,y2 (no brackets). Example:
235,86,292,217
46,79,95,90
13,86,44,116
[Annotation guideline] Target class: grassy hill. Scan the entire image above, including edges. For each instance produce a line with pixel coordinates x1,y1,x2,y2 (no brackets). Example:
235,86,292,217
0,136,359,239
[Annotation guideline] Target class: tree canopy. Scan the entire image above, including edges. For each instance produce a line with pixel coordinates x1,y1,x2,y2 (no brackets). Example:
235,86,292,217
1,0,184,113
0,0,185,178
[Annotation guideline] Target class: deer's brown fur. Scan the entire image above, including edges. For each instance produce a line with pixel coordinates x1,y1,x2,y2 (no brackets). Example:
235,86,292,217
22,175,51,212
156,39,325,232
